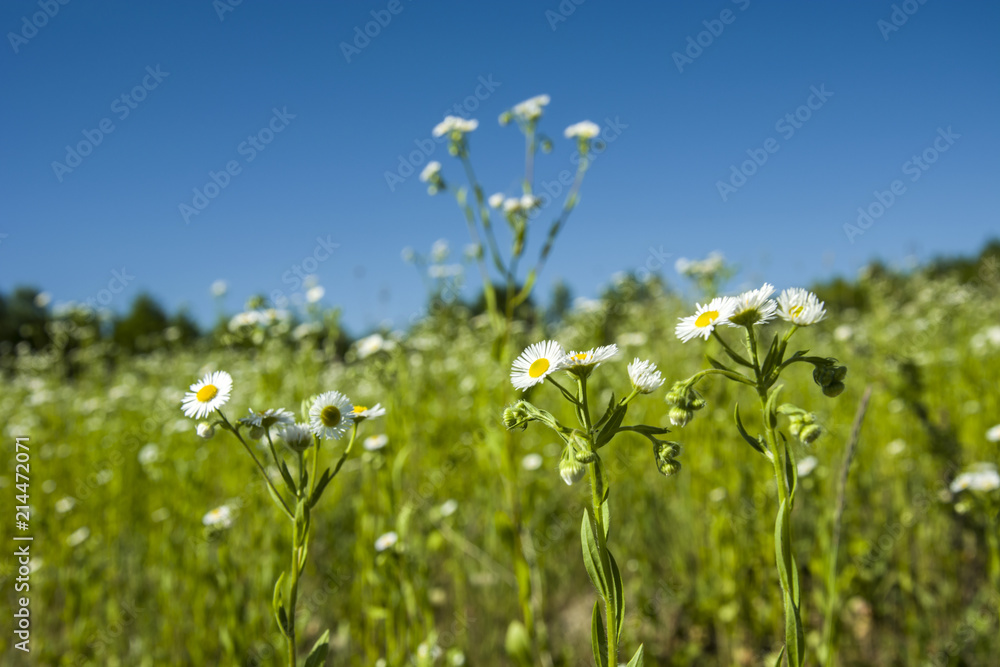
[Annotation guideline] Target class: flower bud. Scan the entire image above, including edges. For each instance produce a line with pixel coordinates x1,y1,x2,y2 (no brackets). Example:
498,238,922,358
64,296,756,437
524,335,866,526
823,381,845,398
559,449,586,486
799,423,823,445
196,422,215,439
248,425,265,440
669,406,693,427
653,441,683,477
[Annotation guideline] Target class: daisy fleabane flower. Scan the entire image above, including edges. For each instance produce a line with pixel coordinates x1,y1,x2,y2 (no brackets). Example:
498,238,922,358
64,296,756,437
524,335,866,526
181,371,233,419
239,408,295,429
564,120,600,140
511,94,550,122
675,297,736,342
351,403,386,422
419,161,441,183
950,463,1000,494
777,288,826,326
203,505,234,530
432,115,478,138
511,340,565,390
309,391,355,440
628,358,665,394
561,344,618,375
727,283,778,327
278,423,313,453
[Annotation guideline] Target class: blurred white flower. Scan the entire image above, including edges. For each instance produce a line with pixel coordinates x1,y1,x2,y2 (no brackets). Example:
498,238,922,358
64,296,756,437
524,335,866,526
375,531,398,552
488,193,504,209
210,280,228,297
951,463,1000,494
202,505,234,529
55,497,76,513
521,453,543,471
797,455,819,478
364,434,389,452
196,422,216,439
138,443,160,465
355,333,388,359
986,424,1000,443
432,116,478,137
708,487,727,503
420,160,442,182
564,120,600,139
431,238,450,262
306,285,325,303
511,94,550,122
34,292,52,308
886,439,907,456
66,526,90,547
439,499,458,517
833,325,854,342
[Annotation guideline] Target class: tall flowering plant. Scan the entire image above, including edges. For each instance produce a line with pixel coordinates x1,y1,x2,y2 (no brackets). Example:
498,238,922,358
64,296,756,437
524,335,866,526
670,284,845,666
180,370,385,666
502,341,673,667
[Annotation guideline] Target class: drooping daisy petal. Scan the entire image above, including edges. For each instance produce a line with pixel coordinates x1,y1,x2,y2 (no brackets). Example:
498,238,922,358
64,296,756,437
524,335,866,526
727,283,778,327
352,403,387,421
309,391,355,440
561,344,619,372
239,408,295,429
511,340,565,390
777,288,827,326
628,358,665,394
181,371,233,419
675,297,736,342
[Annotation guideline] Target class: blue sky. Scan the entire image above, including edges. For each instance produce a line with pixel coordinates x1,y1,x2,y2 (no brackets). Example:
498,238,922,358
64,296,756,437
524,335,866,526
2,0,998,333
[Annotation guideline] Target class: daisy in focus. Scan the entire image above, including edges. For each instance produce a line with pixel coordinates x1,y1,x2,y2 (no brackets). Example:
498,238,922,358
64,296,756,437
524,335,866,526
511,340,565,390
561,344,618,376
181,371,233,419
627,358,665,394
727,282,778,327
777,288,827,326
309,391,355,440
351,403,387,422
675,297,736,342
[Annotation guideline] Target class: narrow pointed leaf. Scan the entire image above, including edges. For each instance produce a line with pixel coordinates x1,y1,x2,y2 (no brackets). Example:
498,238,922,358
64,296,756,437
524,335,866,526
303,629,331,667
308,468,334,508
706,354,731,372
761,334,781,379
591,601,609,667
626,644,645,667
596,404,627,448
734,404,769,457
581,511,608,597
278,459,298,496
272,572,289,638
765,385,784,429
609,550,624,641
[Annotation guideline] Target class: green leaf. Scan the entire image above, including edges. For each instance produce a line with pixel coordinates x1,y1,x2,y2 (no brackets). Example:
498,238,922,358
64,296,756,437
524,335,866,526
272,572,289,638
303,629,331,667
720,342,753,367
626,644,645,667
775,499,805,666
596,404,627,448
765,385,784,429
601,497,611,540
581,511,608,597
265,481,291,518
772,645,786,667
278,459,298,496
591,600,609,667
308,468,334,508
706,354,731,372
734,404,769,457
622,424,670,436
760,333,781,379
609,550,624,641
782,433,798,504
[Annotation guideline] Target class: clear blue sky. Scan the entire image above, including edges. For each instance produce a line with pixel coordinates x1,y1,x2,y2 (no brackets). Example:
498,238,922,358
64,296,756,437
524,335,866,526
2,0,998,333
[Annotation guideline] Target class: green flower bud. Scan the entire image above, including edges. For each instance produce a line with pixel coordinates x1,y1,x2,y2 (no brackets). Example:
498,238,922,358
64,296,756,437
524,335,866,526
196,422,215,439
559,449,586,486
669,406,693,427
541,138,553,153
653,441,683,477
799,423,823,445
248,425,265,440
502,407,522,430
823,381,845,398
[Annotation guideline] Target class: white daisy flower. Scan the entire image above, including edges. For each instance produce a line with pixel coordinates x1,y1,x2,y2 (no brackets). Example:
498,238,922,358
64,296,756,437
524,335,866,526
675,297,736,342
432,116,478,138
796,455,819,478
351,403,386,422
309,391,355,440
986,424,1000,443
202,505,234,530
511,341,566,390
66,526,90,548
364,434,389,451
278,423,313,453
950,463,1000,494
419,161,442,182
627,358,664,394
561,344,618,374
181,371,233,419
502,197,521,214
777,288,827,326
488,192,505,208
196,422,216,439
239,408,295,430
520,194,540,210
727,283,778,327
564,120,601,140
375,531,398,552
306,285,325,303
511,94,550,121
439,499,458,517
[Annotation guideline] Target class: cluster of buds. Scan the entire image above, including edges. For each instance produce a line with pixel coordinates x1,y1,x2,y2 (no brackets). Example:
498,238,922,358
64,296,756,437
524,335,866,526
777,404,823,445
653,440,683,477
811,359,848,397
665,381,707,427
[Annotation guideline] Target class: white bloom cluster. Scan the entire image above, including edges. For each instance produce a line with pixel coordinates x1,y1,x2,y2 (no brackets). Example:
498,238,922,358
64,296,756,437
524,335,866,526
675,283,827,342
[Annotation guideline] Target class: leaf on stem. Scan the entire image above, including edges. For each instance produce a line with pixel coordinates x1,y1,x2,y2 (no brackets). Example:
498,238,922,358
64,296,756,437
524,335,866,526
706,354,731,372
272,572,290,638
591,600,609,667
278,459,298,497
303,629,331,667
308,467,334,508
581,510,609,598
609,549,624,641
596,404,627,448
734,404,769,458
626,644,645,667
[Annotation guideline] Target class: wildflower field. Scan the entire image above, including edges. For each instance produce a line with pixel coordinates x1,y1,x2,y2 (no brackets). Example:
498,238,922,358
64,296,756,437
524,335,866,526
2,213,1000,667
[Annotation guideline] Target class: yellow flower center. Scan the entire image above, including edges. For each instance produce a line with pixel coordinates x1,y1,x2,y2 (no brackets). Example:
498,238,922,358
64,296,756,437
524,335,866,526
528,358,550,378
790,305,804,317
572,353,588,361
695,311,718,328
353,405,367,413
320,405,342,428
196,385,218,402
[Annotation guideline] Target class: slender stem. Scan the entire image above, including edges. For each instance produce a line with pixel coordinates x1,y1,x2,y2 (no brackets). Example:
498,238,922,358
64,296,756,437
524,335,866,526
330,424,359,480
218,411,293,519
712,329,753,367
689,367,757,388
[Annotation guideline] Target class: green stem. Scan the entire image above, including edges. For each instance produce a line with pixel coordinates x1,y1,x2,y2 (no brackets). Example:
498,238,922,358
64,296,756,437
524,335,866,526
218,411,293,519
